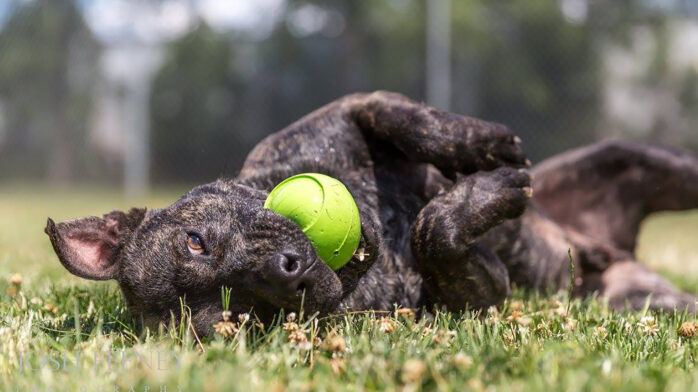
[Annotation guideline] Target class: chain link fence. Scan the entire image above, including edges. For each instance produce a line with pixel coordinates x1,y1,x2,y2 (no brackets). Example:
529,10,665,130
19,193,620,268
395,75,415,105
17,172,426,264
0,0,696,193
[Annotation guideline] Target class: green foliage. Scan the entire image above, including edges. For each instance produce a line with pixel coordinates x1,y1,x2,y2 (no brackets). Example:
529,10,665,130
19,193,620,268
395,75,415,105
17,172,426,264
150,23,241,183
1,0,696,184
0,0,99,181
150,0,609,169
452,0,601,161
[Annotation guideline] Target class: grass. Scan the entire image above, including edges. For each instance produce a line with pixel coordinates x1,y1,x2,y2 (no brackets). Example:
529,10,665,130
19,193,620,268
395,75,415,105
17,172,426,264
1,186,698,391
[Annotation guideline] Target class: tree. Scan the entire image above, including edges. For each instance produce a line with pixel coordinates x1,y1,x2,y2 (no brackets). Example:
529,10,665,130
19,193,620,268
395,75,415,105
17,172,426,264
0,0,99,182
150,23,241,183
451,0,601,161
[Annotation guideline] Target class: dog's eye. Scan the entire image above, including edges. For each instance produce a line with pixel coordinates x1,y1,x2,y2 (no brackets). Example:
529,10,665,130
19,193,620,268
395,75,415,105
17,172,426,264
186,233,205,255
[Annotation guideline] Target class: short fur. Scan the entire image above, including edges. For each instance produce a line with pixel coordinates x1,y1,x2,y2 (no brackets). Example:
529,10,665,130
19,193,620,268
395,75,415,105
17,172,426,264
46,91,698,336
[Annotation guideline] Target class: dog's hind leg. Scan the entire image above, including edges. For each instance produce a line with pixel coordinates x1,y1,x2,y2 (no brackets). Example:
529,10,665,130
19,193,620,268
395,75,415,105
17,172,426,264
532,141,698,312
579,260,697,313
532,141,698,252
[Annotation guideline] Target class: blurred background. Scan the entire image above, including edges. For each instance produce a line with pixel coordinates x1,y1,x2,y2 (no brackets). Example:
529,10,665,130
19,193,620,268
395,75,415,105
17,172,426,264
0,0,697,282
1,0,698,194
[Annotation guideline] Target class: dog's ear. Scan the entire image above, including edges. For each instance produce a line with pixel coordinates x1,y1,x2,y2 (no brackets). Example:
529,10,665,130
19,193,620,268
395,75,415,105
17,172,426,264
44,208,147,280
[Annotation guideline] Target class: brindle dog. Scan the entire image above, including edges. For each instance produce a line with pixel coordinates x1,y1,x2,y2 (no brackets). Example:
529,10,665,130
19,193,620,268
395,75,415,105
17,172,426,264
46,91,698,335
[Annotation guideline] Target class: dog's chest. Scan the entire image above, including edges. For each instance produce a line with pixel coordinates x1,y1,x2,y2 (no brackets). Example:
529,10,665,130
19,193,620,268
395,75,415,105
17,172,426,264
342,170,428,310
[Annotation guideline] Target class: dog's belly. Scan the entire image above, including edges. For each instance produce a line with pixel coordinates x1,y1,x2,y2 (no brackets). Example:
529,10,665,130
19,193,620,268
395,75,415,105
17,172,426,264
480,207,574,291
341,251,424,310
340,166,428,310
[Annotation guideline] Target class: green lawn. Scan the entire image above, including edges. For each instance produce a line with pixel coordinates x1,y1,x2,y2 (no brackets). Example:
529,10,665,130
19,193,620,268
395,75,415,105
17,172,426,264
1,187,698,391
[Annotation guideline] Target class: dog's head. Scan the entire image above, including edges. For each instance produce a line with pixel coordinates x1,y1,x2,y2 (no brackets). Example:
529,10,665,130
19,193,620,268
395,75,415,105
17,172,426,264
45,180,360,334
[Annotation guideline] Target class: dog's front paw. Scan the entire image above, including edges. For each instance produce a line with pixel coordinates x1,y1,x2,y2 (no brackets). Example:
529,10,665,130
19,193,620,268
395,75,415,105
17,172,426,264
431,111,529,178
460,166,532,223
412,167,531,246
475,125,528,170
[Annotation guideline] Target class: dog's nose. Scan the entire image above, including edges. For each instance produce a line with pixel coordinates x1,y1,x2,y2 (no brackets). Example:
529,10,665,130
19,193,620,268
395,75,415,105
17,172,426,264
266,252,311,299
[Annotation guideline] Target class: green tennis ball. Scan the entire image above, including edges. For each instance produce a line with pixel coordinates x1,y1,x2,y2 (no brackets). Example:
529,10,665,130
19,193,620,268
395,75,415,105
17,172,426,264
263,173,361,270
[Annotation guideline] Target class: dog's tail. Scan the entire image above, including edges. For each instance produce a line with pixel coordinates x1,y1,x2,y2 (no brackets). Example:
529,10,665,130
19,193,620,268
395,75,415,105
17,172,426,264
531,140,698,252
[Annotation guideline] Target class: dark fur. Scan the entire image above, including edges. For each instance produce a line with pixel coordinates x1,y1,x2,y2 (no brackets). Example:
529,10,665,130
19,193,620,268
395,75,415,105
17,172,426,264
46,91,698,336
